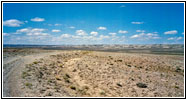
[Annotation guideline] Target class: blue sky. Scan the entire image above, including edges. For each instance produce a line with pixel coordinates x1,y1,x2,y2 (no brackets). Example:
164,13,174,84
3,3,184,45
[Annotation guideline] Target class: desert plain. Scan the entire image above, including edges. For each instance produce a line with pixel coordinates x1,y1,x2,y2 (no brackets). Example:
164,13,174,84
3,44,184,97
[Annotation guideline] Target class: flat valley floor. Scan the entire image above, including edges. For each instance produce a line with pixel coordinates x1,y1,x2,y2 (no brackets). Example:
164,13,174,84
3,48,184,97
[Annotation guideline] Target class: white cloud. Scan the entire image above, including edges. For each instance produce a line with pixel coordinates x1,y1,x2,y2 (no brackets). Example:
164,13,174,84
31,28,45,33
72,35,81,39
31,17,45,22
61,34,71,38
130,34,139,39
76,30,87,36
167,37,174,40
153,32,158,34
147,33,158,37
69,26,75,29
109,33,116,36
3,19,24,27
177,37,183,40
118,30,128,34
120,5,126,8
131,22,144,24
168,37,183,40
136,30,145,33
52,29,61,32
54,24,62,26
130,33,160,40
16,28,30,33
3,33,9,36
99,35,110,40
15,28,48,36
98,27,107,30
90,31,98,36
182,32,184,35
27,32,48,36
164,30,177,35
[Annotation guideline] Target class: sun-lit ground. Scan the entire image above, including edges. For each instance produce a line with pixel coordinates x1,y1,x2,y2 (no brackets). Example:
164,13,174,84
3,47,184,97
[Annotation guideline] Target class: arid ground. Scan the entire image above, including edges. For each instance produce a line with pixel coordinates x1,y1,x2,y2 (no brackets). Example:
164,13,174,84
3,46,184,97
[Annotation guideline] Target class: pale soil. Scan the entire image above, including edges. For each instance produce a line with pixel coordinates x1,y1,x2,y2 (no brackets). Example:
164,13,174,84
3,49,184,97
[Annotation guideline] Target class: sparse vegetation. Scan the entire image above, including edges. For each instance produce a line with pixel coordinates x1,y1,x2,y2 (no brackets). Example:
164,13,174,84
100,91,106,96
22,71,30,79
25,82,32,89
33,61,38,64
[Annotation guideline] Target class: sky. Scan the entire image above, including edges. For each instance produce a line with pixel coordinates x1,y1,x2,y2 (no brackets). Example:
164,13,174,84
3,3,184,45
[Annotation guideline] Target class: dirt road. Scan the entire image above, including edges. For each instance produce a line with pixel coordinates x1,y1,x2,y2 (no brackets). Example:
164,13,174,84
3,50,61,97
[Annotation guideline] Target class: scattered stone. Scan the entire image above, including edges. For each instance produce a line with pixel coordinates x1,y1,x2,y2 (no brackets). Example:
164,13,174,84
136,83,147,88
55,75,61,80
117,60,123,62
72,69,77,72
175,66,181,72
110,63,114,65
70,86,76,90
65,73,71,78
117,83,122,87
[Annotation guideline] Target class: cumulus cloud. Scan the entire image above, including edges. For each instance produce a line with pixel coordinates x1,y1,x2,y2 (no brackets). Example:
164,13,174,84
99,35,110,40
130,33,160,40
177,37,183,40
131,22,144,24
16,28,30,33
136,30,145,33
76,30,87,36
52,29,61,32
61,34,71,38
54,24,62,26
27,32,48,36
69,26,75,29
3,33,9,36
31,17,45,22
97,27,107,30
164,30,177,35
90,31,98,36
109,33,116,36
118,30,128,34
3,19,24,27
168,37,183,40
31,28,46,33
167,37,174,40
15,28,48,36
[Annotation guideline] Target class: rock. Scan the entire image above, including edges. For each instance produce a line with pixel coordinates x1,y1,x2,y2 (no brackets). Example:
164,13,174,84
72,69,77,72
117,83,122,87
136,83,147,88
117,60,123,62
70,86,76,90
